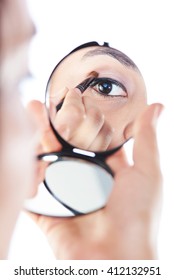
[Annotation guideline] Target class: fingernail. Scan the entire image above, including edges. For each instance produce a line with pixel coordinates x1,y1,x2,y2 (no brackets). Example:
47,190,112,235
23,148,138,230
74,88,82,95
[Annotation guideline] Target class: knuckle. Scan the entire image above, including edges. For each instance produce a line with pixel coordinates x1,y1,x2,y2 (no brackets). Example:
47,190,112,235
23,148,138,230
68,104,84,120
100,125,114,149
104,124,114,137
88,107,104,125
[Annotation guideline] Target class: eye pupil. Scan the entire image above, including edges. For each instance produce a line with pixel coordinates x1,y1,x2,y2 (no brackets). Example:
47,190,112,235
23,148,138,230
98,82,112,94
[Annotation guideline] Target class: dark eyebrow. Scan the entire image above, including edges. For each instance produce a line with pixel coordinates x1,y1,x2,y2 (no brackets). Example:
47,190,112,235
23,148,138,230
82,47,140,72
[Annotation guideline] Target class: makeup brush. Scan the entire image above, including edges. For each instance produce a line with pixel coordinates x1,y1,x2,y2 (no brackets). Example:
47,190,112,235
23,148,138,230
56,71,98,111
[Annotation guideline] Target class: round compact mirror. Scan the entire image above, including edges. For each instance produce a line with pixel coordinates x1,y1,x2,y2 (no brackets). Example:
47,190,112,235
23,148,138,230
25,41,147,217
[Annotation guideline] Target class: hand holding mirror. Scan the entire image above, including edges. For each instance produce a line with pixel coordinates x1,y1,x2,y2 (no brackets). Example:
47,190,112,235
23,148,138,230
25,42,147,217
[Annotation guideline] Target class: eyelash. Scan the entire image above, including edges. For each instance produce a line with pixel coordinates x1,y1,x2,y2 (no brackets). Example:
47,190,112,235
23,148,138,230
89,77,127,98
55,77,128,111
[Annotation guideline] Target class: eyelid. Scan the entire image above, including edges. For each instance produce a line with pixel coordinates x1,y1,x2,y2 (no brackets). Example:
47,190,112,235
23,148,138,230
89,77,127,93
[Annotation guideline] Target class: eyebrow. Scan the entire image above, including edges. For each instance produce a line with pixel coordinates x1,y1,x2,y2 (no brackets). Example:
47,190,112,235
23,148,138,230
82,47,140,72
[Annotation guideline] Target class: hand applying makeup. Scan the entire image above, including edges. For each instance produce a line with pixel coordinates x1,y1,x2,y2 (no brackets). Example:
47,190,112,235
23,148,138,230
53,87,115,151
28,86,115,155
26,83,115,193
28,102,163,260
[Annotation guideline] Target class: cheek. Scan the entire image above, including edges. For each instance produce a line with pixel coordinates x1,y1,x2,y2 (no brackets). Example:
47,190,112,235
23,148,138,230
104,103,131,128
107,98,147,145
104,103,138,147
0,97,36,201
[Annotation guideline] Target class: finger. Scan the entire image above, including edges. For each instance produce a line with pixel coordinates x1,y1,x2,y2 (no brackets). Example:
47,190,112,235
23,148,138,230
88,120,114,151
49,87,69,120
106,146,129,174
67,95,114,150
80,96,114,150
54,88,85,140
61,95,113,150
104,122,132,174
133,103,164,174
27,100,61,152
68,106,106,149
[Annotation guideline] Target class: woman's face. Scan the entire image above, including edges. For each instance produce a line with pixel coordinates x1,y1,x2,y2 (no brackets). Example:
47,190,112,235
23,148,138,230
0,0,36,257
48,46,147,150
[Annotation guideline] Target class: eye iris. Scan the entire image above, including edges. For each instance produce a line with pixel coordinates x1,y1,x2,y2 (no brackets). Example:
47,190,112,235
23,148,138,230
98,81,112,94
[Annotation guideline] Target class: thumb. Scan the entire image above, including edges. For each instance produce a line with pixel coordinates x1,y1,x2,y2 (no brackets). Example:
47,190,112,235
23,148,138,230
27,100,49,131
27,100,61,152
133,103,164,175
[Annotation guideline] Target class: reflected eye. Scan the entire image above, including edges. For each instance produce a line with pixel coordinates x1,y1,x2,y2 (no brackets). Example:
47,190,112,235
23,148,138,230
90,78,127,97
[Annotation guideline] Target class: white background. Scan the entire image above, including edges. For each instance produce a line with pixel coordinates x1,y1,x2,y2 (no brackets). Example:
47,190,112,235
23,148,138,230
9,0,174,260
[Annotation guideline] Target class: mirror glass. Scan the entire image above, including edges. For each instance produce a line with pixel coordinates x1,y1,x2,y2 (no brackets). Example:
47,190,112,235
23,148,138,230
46,43,147,151
44,158,113,215
25,42,147,217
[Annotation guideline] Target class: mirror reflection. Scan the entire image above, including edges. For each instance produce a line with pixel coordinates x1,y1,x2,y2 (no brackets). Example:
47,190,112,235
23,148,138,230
25,42,148,217
46,42,147,151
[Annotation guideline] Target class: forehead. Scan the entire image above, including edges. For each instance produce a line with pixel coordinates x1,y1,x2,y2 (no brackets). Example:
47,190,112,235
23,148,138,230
49,46,144,89
53,46,140,74
1,0,35,56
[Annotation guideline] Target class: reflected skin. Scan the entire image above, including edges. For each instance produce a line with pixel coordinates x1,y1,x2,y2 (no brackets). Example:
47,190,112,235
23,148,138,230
47,46,147,150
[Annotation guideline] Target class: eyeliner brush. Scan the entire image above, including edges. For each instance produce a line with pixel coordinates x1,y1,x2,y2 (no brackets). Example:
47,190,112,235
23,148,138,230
56,72,98,111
